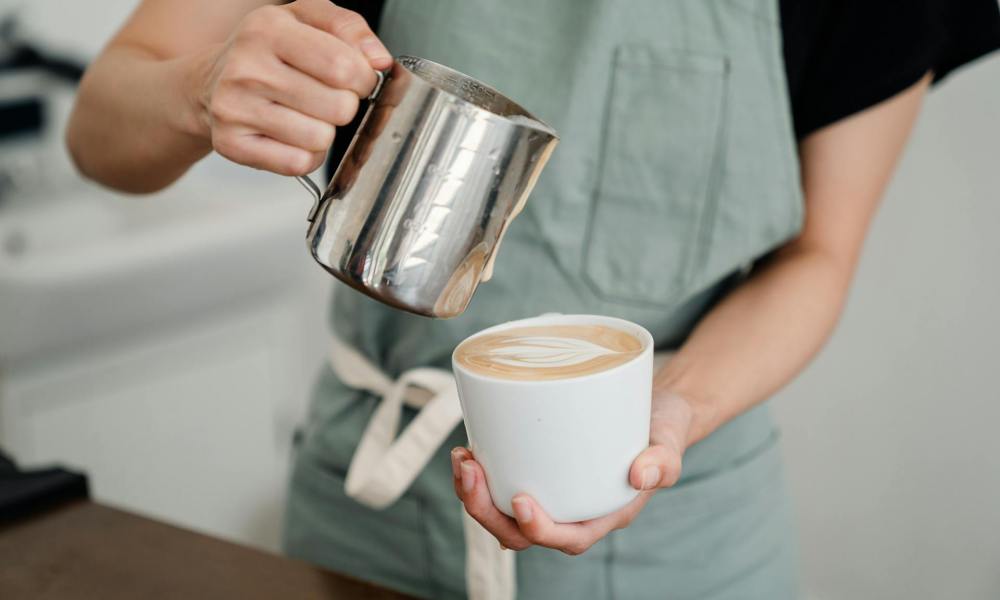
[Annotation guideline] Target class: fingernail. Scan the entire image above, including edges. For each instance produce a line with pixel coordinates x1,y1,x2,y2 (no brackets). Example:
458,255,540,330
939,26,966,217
450,448,462,479
360,37,391,62
460,461,475,493
499,542,507,550
511,497,533,523
641,466,661,490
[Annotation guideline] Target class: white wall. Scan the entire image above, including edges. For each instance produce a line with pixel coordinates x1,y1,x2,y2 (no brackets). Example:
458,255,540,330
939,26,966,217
771,57,1000,600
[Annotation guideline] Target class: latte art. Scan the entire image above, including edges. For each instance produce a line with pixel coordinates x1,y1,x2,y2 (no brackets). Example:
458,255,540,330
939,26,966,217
454,324,643,381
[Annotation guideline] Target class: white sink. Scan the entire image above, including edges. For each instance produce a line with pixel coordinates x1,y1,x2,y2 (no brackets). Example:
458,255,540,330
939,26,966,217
0,166,320,364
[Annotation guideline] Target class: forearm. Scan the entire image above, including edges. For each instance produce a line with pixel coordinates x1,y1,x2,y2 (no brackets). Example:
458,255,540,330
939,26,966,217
67,0,391,192
658,74,929,449
657,242,853,446
66,44,214,193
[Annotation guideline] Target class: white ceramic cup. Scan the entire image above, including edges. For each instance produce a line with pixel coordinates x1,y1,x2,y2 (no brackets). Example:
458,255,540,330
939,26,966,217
452,313,653,523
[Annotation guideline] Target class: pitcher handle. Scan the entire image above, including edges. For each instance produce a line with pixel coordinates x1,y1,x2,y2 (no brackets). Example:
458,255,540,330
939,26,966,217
294,68,388,221
294,174,323,220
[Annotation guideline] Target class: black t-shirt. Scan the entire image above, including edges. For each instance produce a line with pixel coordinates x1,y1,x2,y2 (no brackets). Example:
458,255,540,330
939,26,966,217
332,0,1000,145
782,0,1000,138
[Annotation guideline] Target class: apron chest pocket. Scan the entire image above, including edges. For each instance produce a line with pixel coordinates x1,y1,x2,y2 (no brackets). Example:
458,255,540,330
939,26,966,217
584,45,728,307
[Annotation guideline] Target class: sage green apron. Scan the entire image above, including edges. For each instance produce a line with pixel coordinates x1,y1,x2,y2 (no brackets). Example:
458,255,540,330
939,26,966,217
285,0,804,598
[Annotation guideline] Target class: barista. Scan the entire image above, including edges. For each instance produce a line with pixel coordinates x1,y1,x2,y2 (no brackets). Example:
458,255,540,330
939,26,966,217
68,1,1000,598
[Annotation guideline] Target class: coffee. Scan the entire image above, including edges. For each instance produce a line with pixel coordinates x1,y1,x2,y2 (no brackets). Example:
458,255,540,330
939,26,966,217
454,324,643,381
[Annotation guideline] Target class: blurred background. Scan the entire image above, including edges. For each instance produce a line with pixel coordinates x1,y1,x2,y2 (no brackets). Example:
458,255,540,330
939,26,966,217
0,2,997,599
0,0,331,553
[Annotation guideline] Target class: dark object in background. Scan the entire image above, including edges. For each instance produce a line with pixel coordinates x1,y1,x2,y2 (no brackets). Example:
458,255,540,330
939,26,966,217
0,15,84,141
0,448,89,522
0,16,84,82
0,98,42,139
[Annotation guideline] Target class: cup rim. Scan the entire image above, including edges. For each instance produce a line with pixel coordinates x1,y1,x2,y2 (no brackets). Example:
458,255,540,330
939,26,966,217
395,55,559,138
451,313,654,385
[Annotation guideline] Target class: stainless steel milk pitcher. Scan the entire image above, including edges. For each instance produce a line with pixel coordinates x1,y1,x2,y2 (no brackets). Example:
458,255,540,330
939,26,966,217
295,56,558,318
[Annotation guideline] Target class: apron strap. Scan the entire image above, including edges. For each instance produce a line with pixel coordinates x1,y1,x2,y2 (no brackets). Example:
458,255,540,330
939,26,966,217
328,335,516,600
464,511,517,600
330,335,461,508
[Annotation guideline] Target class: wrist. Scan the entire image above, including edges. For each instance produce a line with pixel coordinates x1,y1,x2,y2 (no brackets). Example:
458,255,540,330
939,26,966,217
174,44,220,146
653,352,728,447
679,391,721,447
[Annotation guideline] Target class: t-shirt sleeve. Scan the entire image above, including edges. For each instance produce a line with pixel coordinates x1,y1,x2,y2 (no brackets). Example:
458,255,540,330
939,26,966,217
785,0,1000,139
931,0,1000,82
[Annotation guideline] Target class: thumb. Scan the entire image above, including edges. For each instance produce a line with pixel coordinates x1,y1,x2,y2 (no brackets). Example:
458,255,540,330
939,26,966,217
629,444,683,491
629,389,695,490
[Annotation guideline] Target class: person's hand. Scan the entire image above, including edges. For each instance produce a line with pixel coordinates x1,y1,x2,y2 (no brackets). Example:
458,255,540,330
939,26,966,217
452,389,695,555
192,0,392,175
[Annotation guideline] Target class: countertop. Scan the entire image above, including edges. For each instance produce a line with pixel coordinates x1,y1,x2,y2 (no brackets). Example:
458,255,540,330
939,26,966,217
0,500,414,599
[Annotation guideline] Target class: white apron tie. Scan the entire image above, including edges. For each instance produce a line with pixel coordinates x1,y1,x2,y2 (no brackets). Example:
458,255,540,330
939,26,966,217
327,334,516,600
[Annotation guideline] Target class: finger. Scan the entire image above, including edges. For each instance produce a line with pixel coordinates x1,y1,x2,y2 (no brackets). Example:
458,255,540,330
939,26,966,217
451,448,471,498
287,0,392,69
326,4,393,68
629,444,683,491
510,495,611,556
452,448,474,496
450,447,464,480
459,460,532,550
242,101,335,153
274,17,378,97
262,64,360,126
213,129,324,176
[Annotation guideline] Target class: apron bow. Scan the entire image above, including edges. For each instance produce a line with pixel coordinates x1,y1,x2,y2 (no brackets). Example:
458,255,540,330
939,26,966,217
328,335,516,600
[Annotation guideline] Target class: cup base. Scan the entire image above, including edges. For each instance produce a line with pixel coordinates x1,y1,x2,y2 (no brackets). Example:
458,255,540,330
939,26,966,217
495,489,639,524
